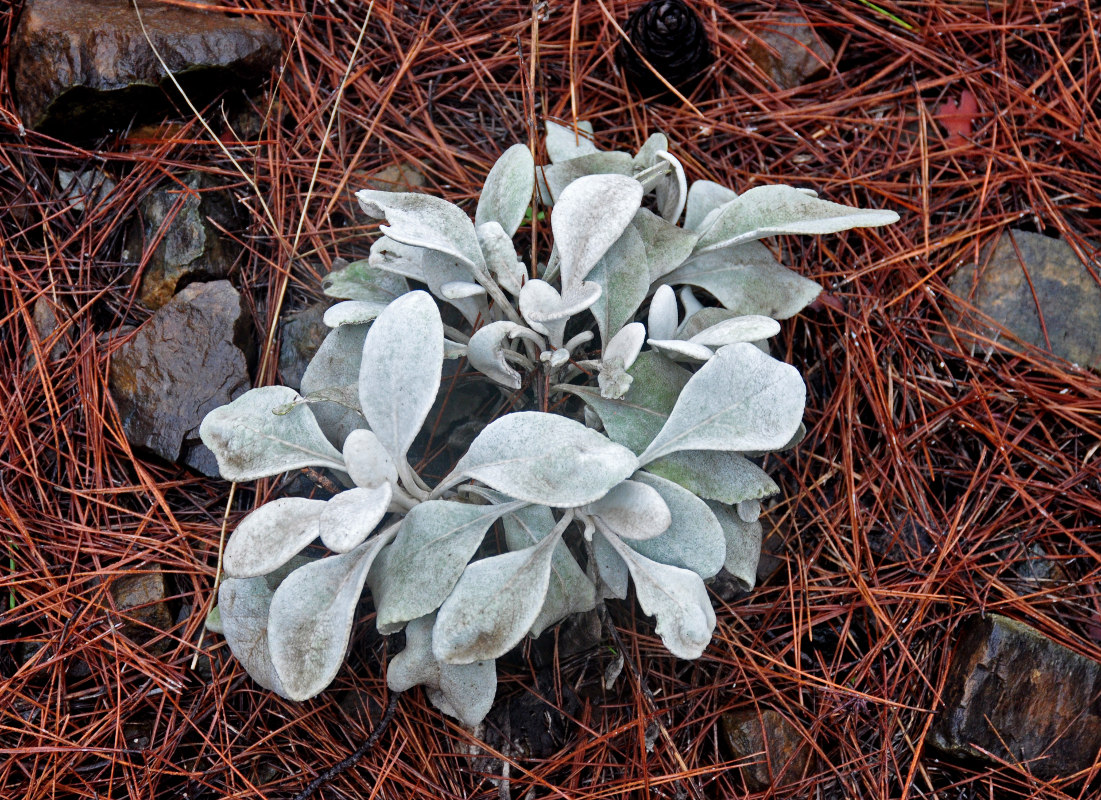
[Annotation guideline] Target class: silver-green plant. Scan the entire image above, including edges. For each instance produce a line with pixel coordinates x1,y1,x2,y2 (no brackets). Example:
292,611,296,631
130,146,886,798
200,120,898,726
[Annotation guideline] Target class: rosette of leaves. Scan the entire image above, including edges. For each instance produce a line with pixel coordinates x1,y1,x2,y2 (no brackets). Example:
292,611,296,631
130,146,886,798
617,0,713,97
200,120,898,726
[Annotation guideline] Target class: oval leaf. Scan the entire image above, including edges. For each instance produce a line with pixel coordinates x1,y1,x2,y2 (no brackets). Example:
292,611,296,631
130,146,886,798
359,290,444,461
368,235,426,281
319,485,392,553
476,143,535,237
586,224,650,347
218,576,288,697
647,285,679,342
583,480,671,541
323,299,387,328
628,472,725,579
200,386,345,481
451,412,638,508
553,174,644,289
322,258,409,303
267,534,393,700
356,190,486,273
694,185,900,253
478,221,527,295
709,501,763,593
467,321,523,390
545,119,597,163
661,242,822,319
433,528,562,664
603,530,716,659
342,428,398,489
593,529,629,600
604,322,646,371
638,343,806,465
688,315,780,346
645,450,778,505
223,497,325,579
684,180,738,232
372,499,526,629
300,324,369,448
502,506,596,638
647,338,715,362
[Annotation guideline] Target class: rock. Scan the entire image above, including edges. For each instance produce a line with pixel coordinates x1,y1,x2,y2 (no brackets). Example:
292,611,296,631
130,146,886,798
927,614,1101,779
746,14,835,90
58,168,116,213
719,707,816,790
108,280,253,471
1015,544,1071,585
755,522,786,586
11,0,281,140
947,229,1101,370
110,571,174,646
124,172,241,310
26,295,72,365
278,302,329,391
365,163,427,191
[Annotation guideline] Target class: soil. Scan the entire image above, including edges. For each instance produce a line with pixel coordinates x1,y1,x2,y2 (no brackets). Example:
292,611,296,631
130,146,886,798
2,1,1100,799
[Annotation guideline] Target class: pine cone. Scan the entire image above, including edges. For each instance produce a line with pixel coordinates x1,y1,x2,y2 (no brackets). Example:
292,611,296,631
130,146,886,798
617,0,712,98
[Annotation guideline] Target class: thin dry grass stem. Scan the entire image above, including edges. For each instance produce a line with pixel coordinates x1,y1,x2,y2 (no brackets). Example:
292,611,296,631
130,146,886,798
2,0,1101,797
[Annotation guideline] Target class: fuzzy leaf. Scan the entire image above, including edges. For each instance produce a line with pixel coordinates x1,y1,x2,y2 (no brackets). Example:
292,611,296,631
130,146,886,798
466,321,524,390
342,429,398,489
676,307,737,339
323,300,387,328
647,339,714,362
559,351,691,454
546,119,598,163
662,242,822,319
319,485,392,553
300,324,369,448
647,285,679,341
267,534,392,700
477,221,527,295
538,152,634,203
639,343,806,465
502,505,596,638
223,497,325,578
388,614,496,728
694,185,899,253
684,180,738,232
419,249,490,327
359,291,444,461
603,530,716,659
627,472,725,579
218,576,288,696
372,499,525,629
654,152,687,223
451,412,638,507
433,528,562,663
519,279,601,340
645,451,778,505
593,529,629,600
200,386,345,481
356,190,486,273
632,132,669,170
632,208,698,282
688,315,780,346
709,501,763,592
476,143,535,237
587,225,650,347
553,174,644,290
604,322,646,370
322,258,409,303
368,235,426,281
584,480,671,541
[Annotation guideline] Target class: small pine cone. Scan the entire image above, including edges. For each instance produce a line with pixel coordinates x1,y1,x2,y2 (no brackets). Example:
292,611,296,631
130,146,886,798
617,0,713,98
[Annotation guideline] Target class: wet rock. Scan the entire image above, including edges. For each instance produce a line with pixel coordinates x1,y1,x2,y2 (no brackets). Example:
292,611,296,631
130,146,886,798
110,571,174,646
108,280,253,471
124,172,241,310
278,302,329,391
719,707,816,790
947,229,1101,370
1015,544,1071,585
11,0,281,140
927,614,1101,779
365,162,427,191
746,14,835,90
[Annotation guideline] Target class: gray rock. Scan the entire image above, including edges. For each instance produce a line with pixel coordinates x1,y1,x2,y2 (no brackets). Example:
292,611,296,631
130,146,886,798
278,302,329,391
108,280,253,469
58,168,116,213
109,571,174,649
947,229,1101,370
25,295,72,366
746,15,835,90
124,172,241,310
11,0,281,139
927,614,1101,779
719,707,816,790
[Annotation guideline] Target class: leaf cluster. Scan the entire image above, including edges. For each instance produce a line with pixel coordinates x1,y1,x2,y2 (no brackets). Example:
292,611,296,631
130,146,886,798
200,121,898,726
